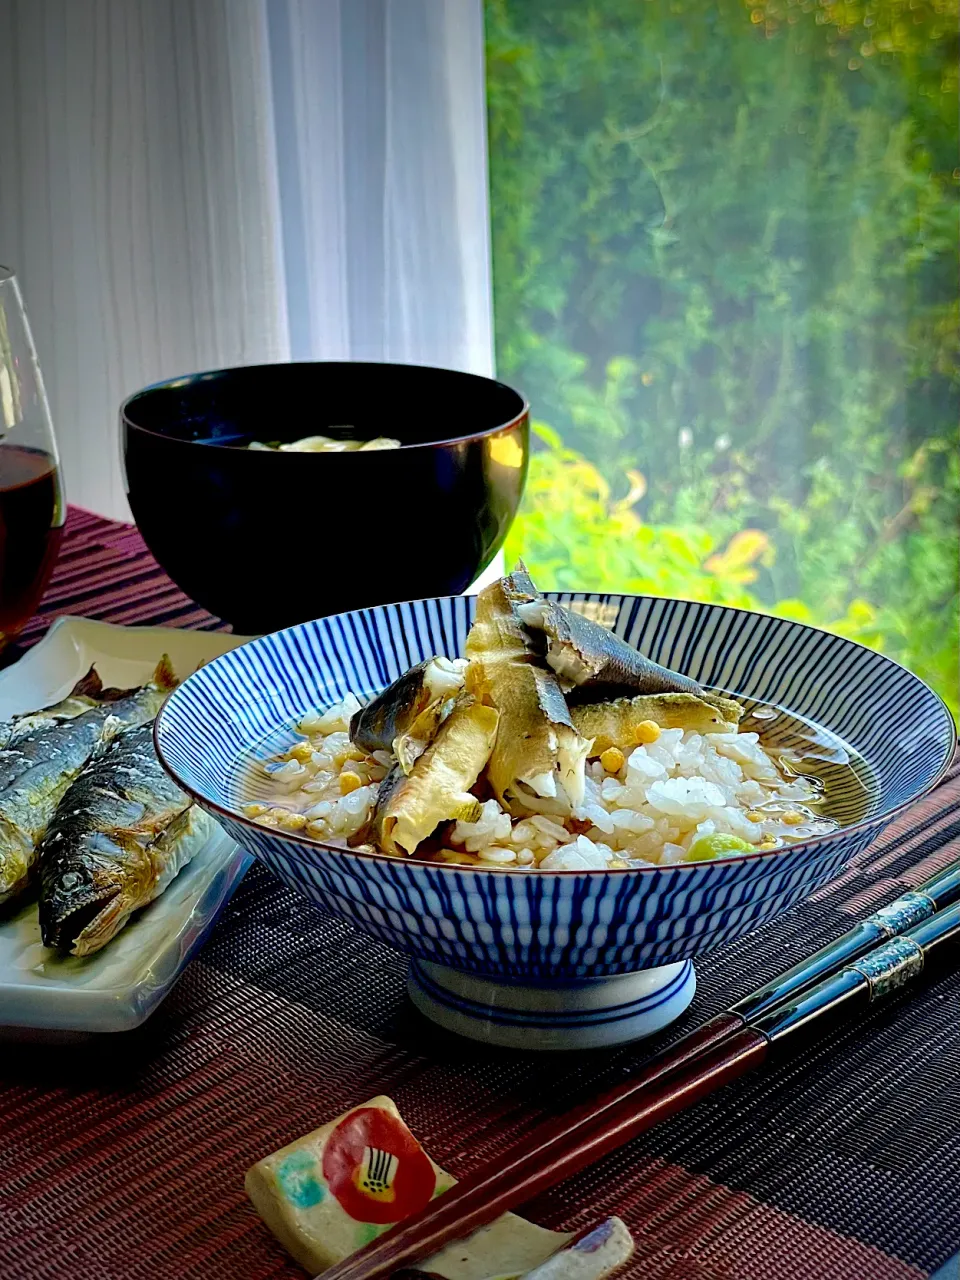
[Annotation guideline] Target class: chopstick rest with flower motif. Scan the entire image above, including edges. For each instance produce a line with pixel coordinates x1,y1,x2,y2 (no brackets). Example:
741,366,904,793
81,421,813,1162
245,1095,634,1280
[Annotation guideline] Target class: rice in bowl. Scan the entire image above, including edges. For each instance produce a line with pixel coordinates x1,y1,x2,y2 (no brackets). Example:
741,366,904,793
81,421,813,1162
244,688,837,870
239,567,853,870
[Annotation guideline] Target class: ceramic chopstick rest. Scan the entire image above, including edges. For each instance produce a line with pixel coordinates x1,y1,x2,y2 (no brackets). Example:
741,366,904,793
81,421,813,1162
244,1095,634,1280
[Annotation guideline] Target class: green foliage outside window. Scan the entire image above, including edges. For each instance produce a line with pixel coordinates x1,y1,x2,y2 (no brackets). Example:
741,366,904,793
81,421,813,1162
486,0,959,715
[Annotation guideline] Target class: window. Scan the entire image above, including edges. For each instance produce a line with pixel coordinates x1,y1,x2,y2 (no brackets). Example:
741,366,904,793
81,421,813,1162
486,0,958,716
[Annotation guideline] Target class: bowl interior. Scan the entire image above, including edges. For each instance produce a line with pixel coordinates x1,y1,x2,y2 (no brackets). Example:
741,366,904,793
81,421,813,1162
122,361,527,448
156,594,955,862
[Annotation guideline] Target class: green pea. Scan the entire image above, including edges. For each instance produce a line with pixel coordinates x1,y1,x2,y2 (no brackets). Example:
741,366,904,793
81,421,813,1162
683,833,755,862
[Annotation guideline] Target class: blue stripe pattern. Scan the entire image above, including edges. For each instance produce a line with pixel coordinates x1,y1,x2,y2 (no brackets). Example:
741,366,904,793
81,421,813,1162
409,959,695,1029
154,594,955,980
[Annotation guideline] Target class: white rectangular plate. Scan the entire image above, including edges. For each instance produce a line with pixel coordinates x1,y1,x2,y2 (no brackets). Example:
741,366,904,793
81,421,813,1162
0,617,254,1035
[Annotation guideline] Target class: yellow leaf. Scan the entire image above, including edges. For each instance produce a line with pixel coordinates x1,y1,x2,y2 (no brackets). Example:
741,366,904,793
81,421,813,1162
704,529,771,578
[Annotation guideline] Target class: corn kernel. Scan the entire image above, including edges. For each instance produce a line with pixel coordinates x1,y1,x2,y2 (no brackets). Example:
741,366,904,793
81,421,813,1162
608,857,631,869
782,810,804,825
286,741,315,764
334,746,367,767
243,803,269,818
634,720,661,744
278,811,307,832
747,810,764,822
339,771,364,795
600,746,626,774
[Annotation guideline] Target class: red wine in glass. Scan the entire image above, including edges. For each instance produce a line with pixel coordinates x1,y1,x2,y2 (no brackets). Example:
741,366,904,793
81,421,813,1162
0,445,64,644
0,267,65,649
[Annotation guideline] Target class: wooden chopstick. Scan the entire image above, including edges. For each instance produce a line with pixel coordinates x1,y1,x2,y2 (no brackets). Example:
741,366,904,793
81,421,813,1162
315,861,960,1280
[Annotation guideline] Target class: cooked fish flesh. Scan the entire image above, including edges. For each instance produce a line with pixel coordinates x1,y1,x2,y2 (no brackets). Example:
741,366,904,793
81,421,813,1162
350,656,466,773
371,695,499,857
0,657,177,905
465,579,592,816
571,691,745,756
38,720,213,955
503,563,701,702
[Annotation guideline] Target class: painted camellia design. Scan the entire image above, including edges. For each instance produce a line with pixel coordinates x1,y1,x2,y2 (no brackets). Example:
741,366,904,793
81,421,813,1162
322,1106,437,1223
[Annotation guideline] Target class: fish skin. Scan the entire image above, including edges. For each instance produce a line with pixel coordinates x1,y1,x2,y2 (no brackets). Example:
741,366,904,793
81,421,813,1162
38,719,213,955
350,658,466,774
0,666,106,750
504,561,701,701
349,660,433,756
571,691,745,756
0,657,177,904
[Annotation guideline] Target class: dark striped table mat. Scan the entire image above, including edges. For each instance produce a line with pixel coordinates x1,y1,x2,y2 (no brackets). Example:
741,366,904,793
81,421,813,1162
15,506,225,647
1,509,958,1280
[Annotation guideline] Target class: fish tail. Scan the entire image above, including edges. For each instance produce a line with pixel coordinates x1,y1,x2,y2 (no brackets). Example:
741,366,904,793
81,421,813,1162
70,666,104,700
503,561,538,599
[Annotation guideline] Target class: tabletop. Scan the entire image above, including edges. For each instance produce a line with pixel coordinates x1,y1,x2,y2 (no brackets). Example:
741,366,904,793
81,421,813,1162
1,508,958,1280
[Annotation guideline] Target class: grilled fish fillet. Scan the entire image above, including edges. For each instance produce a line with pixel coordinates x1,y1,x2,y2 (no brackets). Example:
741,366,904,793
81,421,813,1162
571,691,745,756
465,579,591,816
504,562,701,702
372,695,499,857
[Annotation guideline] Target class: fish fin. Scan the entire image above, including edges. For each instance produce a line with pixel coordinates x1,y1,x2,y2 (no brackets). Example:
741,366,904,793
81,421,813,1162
103,798,192,848
151,654,179,692
70,666,104,700
97,684,140,702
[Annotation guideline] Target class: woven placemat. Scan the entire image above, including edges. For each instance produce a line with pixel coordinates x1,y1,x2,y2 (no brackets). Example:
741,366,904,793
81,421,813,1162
1,511,957,1280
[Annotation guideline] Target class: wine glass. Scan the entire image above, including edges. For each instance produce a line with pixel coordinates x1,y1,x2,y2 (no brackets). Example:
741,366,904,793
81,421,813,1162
0,266,65,650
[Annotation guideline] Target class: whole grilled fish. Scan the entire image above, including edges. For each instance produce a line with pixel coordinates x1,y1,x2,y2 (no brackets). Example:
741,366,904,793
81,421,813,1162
39,720,214,955
0,657,177,904
503,563,701,702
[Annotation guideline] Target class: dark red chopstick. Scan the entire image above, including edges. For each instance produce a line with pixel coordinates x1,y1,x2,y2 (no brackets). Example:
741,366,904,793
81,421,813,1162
322,1027,766,1280
315,888,960,1280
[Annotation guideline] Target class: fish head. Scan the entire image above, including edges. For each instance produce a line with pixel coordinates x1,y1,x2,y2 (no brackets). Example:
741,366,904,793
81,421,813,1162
38,850,128,953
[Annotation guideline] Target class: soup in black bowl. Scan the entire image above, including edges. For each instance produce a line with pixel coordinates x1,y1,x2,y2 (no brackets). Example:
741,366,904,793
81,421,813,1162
121,362,529,634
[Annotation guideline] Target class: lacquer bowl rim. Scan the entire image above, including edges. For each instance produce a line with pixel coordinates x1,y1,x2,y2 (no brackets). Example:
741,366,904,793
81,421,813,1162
121,360,530,453
154,592,957,879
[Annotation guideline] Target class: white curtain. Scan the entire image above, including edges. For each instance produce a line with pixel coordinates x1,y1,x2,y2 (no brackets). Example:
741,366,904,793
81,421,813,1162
0,0,494,522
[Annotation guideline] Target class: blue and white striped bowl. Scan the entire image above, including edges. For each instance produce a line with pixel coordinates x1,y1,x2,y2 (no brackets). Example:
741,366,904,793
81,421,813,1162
155,595,955,1048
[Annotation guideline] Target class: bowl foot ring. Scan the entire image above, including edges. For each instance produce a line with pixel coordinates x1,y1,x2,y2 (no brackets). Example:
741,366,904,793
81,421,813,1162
407,958,696,1050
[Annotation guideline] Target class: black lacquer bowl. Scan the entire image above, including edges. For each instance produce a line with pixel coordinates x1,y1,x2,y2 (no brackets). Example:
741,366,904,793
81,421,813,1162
121,362,528,634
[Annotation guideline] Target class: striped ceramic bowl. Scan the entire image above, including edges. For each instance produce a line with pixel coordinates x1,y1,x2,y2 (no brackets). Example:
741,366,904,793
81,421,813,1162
155,595,955,1049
